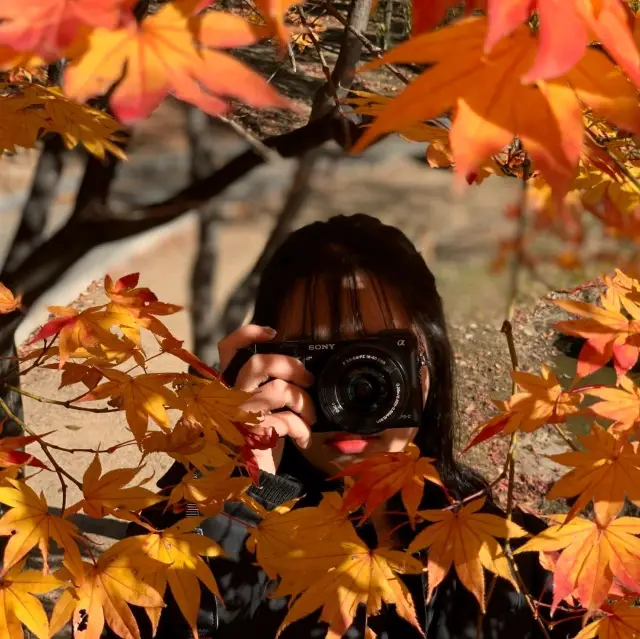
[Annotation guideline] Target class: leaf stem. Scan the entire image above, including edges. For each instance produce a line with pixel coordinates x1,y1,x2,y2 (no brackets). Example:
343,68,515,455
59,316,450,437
6,384,119,413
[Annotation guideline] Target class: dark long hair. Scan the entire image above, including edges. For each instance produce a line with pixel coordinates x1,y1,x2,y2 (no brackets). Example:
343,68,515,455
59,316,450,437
250,214,487,500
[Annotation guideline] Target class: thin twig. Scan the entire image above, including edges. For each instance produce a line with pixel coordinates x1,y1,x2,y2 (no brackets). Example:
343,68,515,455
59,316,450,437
551,423,579,452
298,6,351,148
585,127,640,193
6,385,119,413
216,115,281,162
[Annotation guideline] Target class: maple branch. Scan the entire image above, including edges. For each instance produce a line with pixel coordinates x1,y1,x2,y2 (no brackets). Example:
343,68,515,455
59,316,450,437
5,385,120,413
43,439,137,455
216,114,280,162
551,423,579,452
585,127,640,193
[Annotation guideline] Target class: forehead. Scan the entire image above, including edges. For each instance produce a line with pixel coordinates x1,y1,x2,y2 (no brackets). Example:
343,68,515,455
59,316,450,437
277,272,413,340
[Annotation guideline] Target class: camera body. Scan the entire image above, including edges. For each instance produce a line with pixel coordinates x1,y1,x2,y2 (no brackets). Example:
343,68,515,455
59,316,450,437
223,329,423,435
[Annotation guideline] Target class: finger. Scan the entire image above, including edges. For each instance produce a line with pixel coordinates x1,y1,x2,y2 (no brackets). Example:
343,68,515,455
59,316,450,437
265,412,312,450
235,354,314,392
218,324,277,372
242,379,317,427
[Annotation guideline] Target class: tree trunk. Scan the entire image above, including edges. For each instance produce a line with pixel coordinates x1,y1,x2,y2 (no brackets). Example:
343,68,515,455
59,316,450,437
186,107,221,364
383,0,394,50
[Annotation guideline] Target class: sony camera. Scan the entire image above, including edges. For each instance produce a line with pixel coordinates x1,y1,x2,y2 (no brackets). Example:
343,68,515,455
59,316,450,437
223,329,423,435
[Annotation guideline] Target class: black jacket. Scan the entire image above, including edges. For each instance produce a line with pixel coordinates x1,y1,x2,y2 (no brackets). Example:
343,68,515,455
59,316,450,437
100,444,582,639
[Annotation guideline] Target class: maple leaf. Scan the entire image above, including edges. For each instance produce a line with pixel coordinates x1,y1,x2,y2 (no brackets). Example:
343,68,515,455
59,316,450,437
485,0,639,86
467,365,582,448
59,362,104,390
546,423,640,524
160,335,220,380
167,462,251,516
407,497,527,610
274,528,424,637
79,369,178,443
178,375,258,446
0,0,134,59
575,598,640,639
334,443,444,523
0,479,84,577
141,416,235,472
0,433,49,470
353,18,640,198
516,514,640,611
64,0,289,124
112,517,223,636
0,560,65,639
584,375,640,433
104,273,180,344
27,305,131,368
35,84,127,159
252,0,301,49
65,454,165,519
49,544,165,639
0,282,23,314
554,292,640,379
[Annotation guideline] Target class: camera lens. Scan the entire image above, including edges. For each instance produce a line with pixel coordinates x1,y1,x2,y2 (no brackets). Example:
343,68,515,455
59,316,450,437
344,367,389,414
316,344,408,434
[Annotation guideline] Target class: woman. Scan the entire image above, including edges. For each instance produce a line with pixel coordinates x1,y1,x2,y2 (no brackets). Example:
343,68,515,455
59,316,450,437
111,214,578,639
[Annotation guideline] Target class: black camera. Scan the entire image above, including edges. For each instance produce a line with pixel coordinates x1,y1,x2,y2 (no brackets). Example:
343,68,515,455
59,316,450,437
223,329,423,435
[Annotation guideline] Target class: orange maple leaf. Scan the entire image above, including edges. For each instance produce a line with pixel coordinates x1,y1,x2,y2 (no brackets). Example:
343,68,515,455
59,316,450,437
0,479,84,578
79,369,179,443
485,0,640,86
408,497,527,610
467,365,582,448
65,454,165,519
546,423,640,524
58,362,104,390
0,560,64,639
253,0,301,50
111,517,223,636
64,0,289,123
584,375,640,433
50,545,165,639
554,292,640,379
334,443,444,523
516,514,640,612
0,0,134,59
353,17,639,198
0,282,23,314
27,305,131,368
273,524,424,638
574,598,640,639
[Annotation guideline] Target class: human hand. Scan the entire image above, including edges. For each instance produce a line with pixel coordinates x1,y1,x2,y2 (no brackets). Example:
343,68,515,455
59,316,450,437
218,324,316,474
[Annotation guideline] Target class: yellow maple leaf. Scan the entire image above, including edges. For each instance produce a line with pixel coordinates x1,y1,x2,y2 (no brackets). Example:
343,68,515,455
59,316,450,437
178,374,258,446
275,529,424,638
0,282,23,314
111,517,223,636
65,454,165,519
141,416,235,472
0,560,64,639
408,497,527,611
79,369,179,443
547,423,640,524
574,598,640,639
584,375,640,433
50,544,165,639
0,479,84,578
